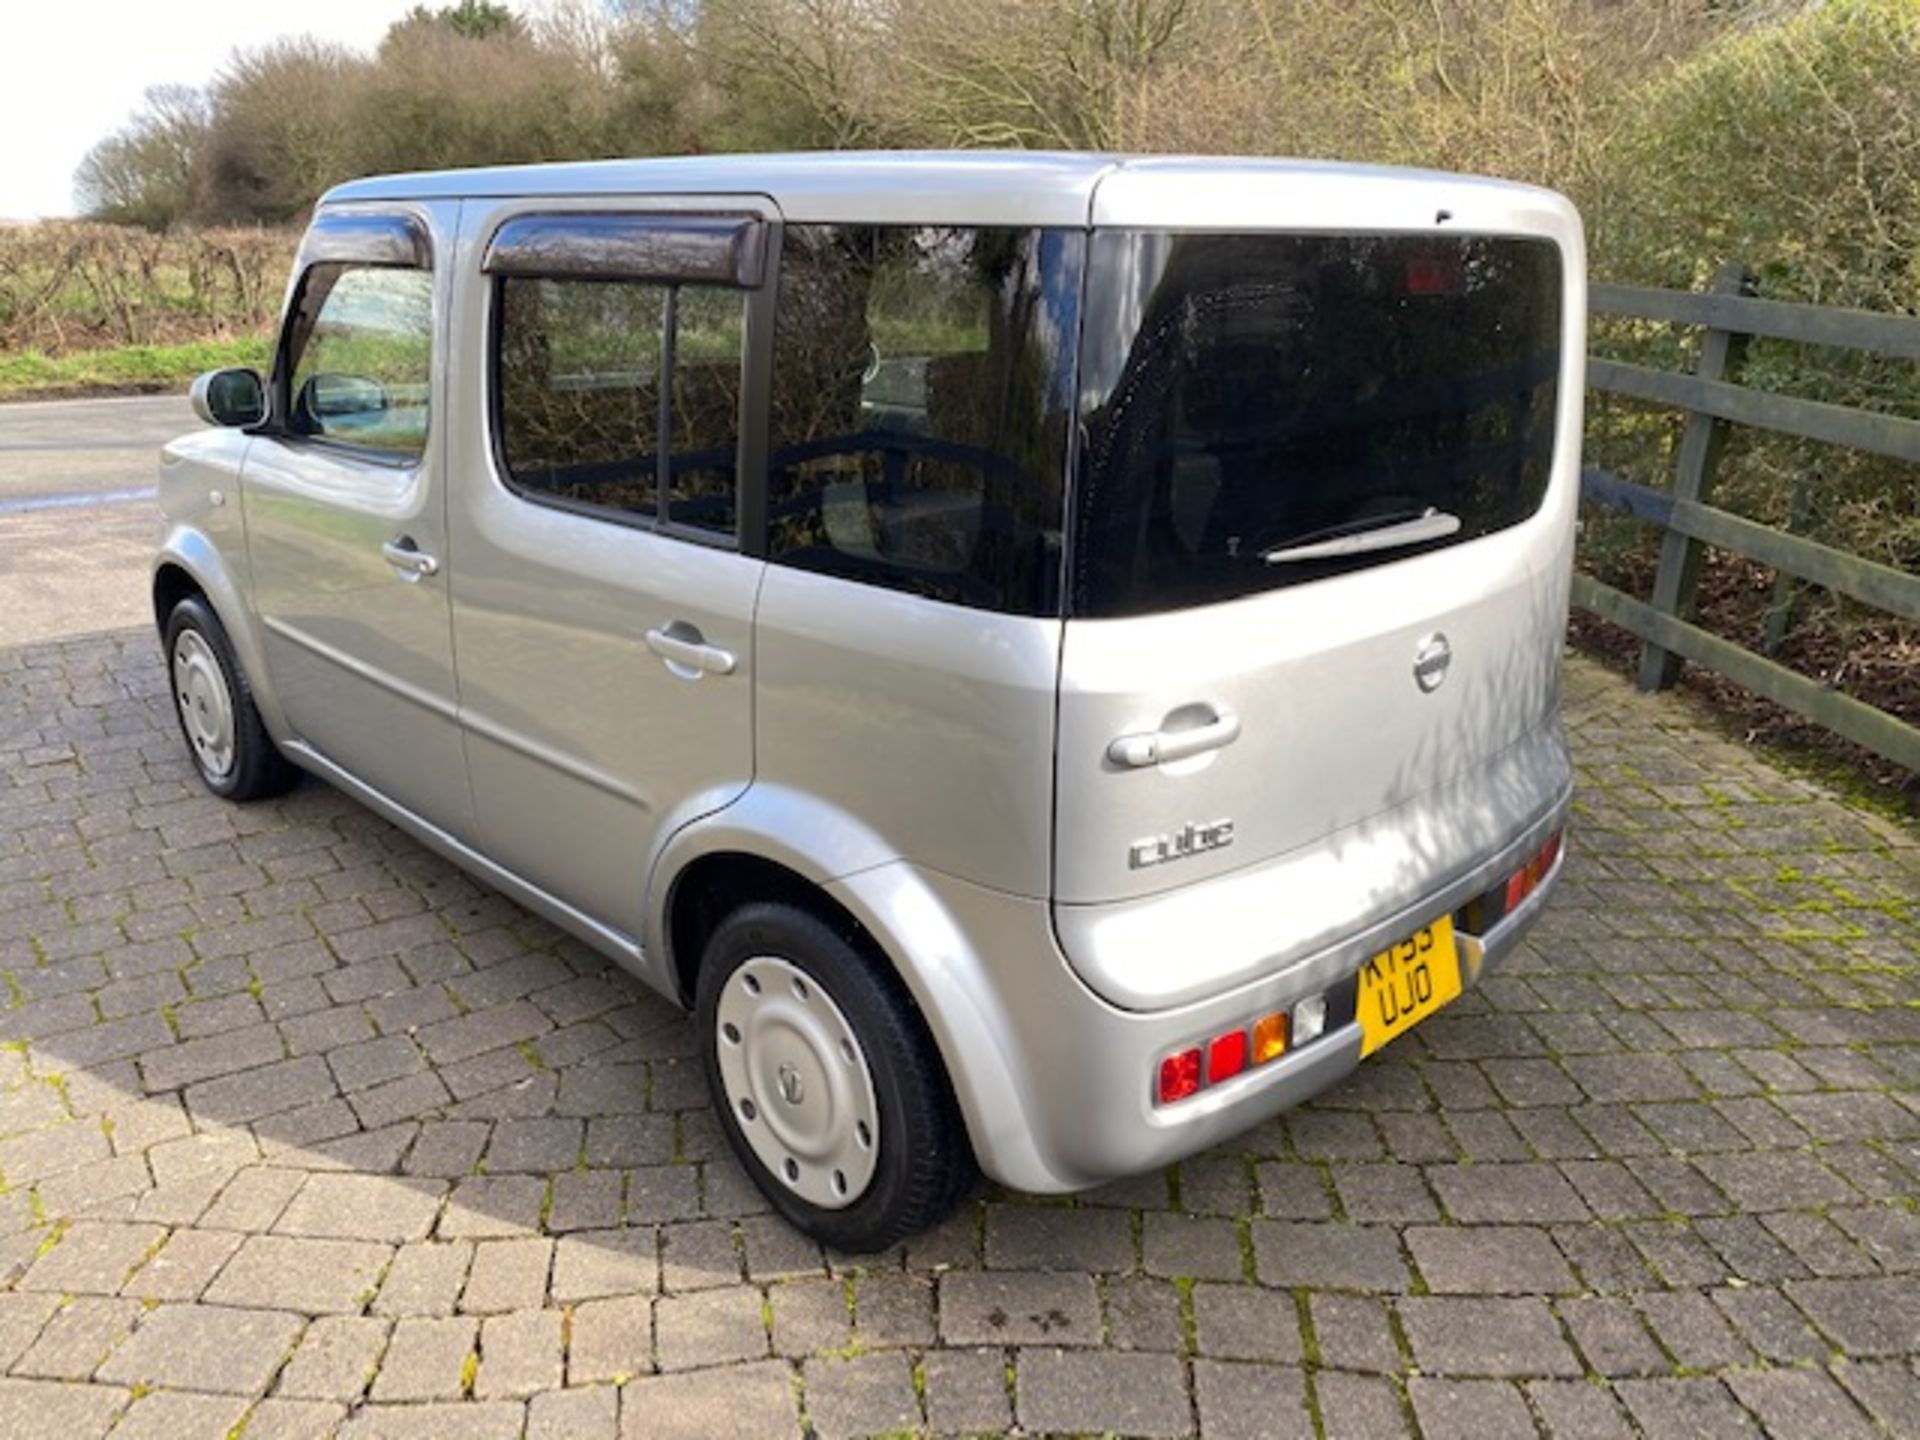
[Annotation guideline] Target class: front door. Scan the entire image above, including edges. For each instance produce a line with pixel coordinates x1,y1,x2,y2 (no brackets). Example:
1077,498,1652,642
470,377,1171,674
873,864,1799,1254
244,203,472,833
442,198,773,946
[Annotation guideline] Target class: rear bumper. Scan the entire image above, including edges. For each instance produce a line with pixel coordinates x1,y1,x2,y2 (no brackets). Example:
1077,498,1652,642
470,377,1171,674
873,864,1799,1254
1052,719,1575,1010
835,780,1569,1193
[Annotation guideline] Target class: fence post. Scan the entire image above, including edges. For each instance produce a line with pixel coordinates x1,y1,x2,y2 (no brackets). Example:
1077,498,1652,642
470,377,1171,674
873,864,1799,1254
1762,473,1816,654
1635,262,1757,692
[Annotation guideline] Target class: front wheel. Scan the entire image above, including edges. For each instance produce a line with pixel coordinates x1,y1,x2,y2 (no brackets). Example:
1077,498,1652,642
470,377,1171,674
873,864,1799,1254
164,595,297,802
696,902,975,1251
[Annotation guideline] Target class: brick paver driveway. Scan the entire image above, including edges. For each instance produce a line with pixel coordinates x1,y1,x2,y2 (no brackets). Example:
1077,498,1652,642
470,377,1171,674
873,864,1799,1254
1,629,1916,1439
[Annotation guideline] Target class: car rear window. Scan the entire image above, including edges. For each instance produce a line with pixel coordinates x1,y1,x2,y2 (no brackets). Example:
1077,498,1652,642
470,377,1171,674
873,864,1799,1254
1070,232,1563,617
767,224,1082,616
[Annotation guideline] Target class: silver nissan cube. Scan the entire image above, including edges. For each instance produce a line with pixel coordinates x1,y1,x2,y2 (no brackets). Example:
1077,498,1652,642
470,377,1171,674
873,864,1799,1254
155,152,1582,1250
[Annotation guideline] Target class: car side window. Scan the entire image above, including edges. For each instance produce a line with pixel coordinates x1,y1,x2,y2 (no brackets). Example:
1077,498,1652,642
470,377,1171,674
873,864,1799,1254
767,224,1082,616
497,279,666,519
495,275,744,537
284,263,433,460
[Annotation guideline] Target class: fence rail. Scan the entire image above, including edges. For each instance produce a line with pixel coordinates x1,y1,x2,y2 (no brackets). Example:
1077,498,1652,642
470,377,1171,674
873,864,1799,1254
1589,282,1920,361
1578,264,1920,773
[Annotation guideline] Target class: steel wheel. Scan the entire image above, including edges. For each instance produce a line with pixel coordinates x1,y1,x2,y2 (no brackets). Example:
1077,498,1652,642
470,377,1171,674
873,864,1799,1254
714,955,881,1209
172,628,236,781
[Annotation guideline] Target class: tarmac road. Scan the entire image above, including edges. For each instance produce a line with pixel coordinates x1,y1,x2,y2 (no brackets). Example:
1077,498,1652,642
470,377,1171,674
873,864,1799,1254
0,393,191,647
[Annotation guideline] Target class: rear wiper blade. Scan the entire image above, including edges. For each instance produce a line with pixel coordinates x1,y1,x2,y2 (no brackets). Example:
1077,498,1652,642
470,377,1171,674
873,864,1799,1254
1262,506,1462,564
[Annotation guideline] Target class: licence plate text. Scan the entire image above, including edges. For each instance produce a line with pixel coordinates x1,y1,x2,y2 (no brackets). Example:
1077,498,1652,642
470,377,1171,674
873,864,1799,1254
1358,916,1462,1056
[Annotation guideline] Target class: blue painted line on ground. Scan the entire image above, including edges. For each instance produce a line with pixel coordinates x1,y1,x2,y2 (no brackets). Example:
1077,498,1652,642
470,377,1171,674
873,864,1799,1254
0,486,158,516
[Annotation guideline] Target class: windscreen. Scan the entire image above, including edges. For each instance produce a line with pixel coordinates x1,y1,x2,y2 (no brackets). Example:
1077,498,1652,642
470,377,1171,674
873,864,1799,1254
1070,232,1563,617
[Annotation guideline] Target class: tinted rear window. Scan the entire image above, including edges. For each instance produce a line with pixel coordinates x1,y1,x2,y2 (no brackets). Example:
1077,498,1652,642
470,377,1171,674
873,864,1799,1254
767,225,1081,615
1071,233,1563,617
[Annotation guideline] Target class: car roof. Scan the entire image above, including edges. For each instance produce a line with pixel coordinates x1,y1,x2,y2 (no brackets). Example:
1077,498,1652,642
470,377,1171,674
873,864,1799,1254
319,150,1559,230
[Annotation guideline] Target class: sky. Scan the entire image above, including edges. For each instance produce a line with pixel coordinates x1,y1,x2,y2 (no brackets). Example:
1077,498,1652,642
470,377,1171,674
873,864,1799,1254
0,0,423,219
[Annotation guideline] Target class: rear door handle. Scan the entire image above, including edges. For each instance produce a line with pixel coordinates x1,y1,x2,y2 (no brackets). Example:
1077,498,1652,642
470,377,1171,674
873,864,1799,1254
382,536,439,578
645,625,736,677
1108,709,1240,768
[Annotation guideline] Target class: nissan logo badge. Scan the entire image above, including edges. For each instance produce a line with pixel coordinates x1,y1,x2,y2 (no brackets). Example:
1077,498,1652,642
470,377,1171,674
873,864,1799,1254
1413,633,1452,693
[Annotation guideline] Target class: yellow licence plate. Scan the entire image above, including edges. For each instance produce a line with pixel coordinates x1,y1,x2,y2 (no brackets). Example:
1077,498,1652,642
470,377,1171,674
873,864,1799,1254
1357,915,1462,1057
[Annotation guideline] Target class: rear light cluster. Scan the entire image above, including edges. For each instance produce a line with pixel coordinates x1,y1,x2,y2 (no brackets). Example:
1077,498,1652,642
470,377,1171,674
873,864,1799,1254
1156,991,1331,1107
1502,829,1564,913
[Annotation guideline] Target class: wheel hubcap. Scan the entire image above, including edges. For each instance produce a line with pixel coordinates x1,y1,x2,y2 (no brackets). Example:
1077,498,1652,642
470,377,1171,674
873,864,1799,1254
171,630,236,780
715,957,879,1210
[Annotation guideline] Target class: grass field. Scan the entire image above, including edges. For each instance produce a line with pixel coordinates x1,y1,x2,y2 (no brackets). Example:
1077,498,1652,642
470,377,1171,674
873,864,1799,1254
0,336,272,400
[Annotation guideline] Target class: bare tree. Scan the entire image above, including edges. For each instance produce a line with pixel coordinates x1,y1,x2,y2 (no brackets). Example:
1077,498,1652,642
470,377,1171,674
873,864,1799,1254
64,0,1743,223
882,0,1202,150
198,39,369,223
75,85,209,229
697,0,889,148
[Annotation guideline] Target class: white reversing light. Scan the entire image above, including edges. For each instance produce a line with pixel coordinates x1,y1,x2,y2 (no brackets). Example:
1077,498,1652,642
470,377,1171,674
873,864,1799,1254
1292,993,1328,1045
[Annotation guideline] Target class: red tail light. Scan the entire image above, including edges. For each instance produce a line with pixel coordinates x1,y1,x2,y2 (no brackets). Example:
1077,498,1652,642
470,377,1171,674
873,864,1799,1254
1502,830,1564,915
1208,1030,1249,1084
1504,871,1529,911
1158,1048,1202,1105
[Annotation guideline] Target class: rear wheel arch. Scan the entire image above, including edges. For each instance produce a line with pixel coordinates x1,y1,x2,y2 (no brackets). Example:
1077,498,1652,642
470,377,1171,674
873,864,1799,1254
665,851,882,1009
658,846,1062,1191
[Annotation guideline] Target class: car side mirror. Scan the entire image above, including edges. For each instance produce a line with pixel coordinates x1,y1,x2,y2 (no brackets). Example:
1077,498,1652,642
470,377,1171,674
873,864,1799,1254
190,368,266,428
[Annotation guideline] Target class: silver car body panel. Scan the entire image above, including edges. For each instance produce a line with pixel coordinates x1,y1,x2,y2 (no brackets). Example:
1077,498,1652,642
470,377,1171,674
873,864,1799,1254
153,428,290,741
441,193,773,946
1056,721,1574,1011
241,198,474,835
1088,154,1578,235
833,820,1567,1193
154,152,1585,1195
1053,514,1575,911
753,566,1061,899
325,151,1124,228
322,150,1564,233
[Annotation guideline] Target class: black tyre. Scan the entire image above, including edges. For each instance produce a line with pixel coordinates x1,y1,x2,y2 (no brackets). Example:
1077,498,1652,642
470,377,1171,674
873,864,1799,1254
163,595,298,802
696,902,976,1251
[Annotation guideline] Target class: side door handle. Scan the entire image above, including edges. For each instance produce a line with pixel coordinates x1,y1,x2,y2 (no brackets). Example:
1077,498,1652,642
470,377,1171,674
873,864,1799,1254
645,625,737,678
382,536,440,578
1108,709,1240,768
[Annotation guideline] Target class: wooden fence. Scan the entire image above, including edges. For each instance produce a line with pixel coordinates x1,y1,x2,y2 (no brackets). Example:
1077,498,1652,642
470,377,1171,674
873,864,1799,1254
1576,264,1920,773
